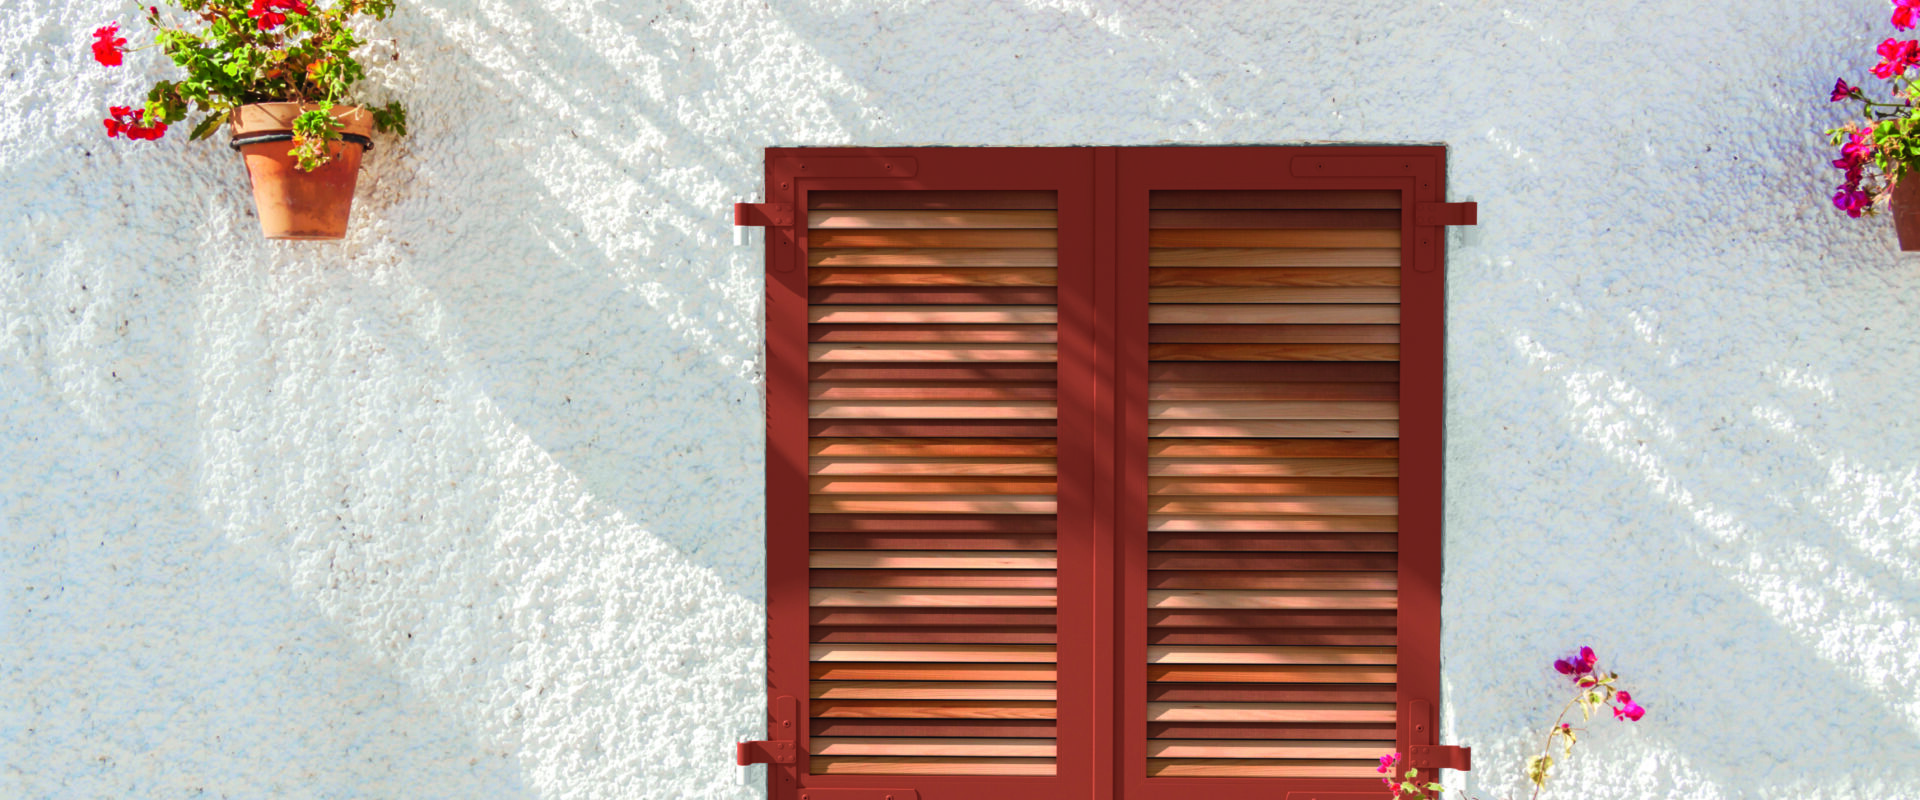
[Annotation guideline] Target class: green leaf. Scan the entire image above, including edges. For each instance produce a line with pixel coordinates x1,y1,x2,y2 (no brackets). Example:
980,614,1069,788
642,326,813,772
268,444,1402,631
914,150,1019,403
188,110,229,141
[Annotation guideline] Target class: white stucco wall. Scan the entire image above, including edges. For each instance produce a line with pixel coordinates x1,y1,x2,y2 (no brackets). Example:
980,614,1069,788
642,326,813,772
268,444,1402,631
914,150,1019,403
4,1,1918,797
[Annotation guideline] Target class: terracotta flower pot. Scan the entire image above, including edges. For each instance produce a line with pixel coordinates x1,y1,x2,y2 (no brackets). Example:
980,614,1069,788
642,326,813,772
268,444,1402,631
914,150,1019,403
1893,177,1920,251
230,103,373,240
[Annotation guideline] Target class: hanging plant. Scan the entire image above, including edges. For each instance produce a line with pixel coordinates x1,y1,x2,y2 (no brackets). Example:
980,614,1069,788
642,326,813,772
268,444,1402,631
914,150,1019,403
1825,1,1920,249
88,1,408,240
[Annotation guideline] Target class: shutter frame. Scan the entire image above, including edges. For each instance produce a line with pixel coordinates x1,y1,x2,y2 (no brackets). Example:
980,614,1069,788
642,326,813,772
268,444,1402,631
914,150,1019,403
756,147,1461,800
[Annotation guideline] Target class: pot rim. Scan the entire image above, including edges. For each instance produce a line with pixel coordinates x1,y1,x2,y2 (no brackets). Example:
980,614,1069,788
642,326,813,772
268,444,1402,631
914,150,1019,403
230,102,374,139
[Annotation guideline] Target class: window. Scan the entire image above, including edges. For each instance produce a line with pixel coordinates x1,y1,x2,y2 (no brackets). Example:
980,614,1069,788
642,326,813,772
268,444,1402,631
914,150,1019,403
746,147,1466,800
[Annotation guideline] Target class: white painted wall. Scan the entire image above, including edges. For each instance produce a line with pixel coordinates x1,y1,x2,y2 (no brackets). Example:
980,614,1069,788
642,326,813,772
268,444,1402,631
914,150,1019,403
4,1,1917,797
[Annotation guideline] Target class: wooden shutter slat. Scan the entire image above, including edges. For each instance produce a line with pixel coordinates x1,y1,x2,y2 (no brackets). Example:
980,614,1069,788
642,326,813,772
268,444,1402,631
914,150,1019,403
1144,498,1398,516
1148,287,1401,304
1148,268,1400,287
811,551,1059,569
814,627,1058,644
1148,458,1398,477
810,497,1058,514
811,663,1058,681
811,720,1060,738
809,190,1061,210
810,401,1060,420
812,684,1060,701
1147,721,1395,739
811,737,1060,755
1146,571,1396,590
812,476,1060,494
1145,646,1395,665
813,757,1056,776
809,343,1059,362
1148,554,1397,570
809,287,1057,305
811,230,1058,248
1144,516,1399,534
1146,421,1399,438
1148,402,1400,421
810,439,1059,457
1148,210,1401,229
1146,760,1381,778
811,700,1058,719
810,305,1061,324
811,644,1057,663
1150,248,1401,267
1144,703,1397,722
812,326,1059,343
1149,304,1399,324
1150,326,1401,344
1148,344,1401,362
810,268,1058,287
808,421,1059,438
1145,630,1398,647
809,210,1059,229
1145,740,1391,758
1146,477,1398,495
1146,438,1398,458
810,588,1058,608
1146,610,1397,629
1148,190,1401,210
1147,590,1397,610
1147,665,1397,684
812,570,1058,589
812,458,1059,476
1148,229,1400,248
1146,684,1395,703
811,248,1059,267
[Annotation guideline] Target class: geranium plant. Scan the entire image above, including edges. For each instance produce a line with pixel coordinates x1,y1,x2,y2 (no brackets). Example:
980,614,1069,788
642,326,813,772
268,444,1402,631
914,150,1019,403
1378,645,1647,800
88,0,406,171
1824,0,1920,218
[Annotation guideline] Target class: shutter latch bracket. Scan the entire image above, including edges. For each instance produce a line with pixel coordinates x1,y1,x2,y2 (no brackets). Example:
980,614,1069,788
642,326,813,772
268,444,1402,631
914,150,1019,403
1415,201,1478,226
735,202,795,227
737,694,799,765
1404,699,1473,771
1409,744,1473,771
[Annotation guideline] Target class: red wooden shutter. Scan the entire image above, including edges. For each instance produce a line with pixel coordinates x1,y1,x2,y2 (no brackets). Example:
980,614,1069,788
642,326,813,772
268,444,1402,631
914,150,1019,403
755,147,1459,800
1116,148,1448,799
760,150,1101,800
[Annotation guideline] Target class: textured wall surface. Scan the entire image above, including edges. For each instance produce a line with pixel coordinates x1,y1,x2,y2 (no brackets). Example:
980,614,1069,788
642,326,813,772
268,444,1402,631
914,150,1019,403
4,1,1918,797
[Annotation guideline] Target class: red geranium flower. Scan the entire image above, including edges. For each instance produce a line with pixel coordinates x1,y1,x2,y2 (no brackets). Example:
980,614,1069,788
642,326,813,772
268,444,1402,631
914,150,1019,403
1896,0,1920,31
1874,38,1920,79
247,0,310,31
103,105,167,141
91,23,126,67
1832,78,1860,103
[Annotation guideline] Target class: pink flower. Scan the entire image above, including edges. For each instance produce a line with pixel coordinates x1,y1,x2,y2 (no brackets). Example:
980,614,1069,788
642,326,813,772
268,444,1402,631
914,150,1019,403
1896,0,1920,30
90,23,126,67
1377,753,1397,774
1554,646,1598,678
1612,690,1647,721
1832,78,1859,102
1874,38,1920,79
1833,186,1872,218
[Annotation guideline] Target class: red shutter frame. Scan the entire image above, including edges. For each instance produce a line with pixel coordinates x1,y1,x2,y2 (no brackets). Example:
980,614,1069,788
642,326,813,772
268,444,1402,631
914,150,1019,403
758,146,1456,800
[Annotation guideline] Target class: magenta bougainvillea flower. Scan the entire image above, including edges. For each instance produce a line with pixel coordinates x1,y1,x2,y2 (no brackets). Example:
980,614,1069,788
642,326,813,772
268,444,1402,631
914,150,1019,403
1895,0,1920,31
1612,690,1647,721
1553,646,1598,678
90,23,125,66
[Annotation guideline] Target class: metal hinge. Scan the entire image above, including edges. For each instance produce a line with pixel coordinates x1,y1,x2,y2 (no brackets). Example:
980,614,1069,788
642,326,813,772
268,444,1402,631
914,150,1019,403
737,694,799,765
734,202,795,227
736,739,795,765
1415,201,1478,226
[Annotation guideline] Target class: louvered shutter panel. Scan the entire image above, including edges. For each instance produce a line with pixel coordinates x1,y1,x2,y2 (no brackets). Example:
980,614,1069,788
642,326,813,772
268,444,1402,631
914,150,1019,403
759,147,1456,800
1117,148,1448,799
761,150,1100,800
